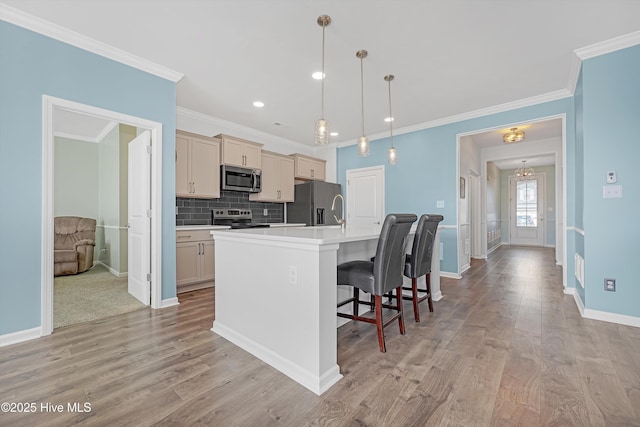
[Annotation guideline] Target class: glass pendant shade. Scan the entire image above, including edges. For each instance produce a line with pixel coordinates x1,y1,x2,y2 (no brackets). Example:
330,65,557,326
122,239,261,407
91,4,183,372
515,160,535,180
315,118,328,145
358,136,369,157
388,146,397,165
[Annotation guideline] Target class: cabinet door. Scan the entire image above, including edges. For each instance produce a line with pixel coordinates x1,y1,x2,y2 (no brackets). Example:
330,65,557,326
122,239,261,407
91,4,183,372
200,240,215,282
278,157,295,202
222,138,245,167
176,134,191,196
243,143,262,169
191,137,220,198
260,153,280,200
176,241,200,286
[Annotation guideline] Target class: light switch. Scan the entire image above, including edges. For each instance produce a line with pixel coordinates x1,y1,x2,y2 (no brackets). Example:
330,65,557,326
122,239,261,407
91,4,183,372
436,200,444,208
603,185,622,198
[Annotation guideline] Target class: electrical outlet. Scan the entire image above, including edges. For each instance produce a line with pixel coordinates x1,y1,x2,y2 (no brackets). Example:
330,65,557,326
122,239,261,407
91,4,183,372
263,208,268,216
604,278,616,292
289,266,298,285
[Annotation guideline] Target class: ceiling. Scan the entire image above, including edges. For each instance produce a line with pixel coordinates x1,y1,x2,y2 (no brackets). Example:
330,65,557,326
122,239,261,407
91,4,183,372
5,1,640,148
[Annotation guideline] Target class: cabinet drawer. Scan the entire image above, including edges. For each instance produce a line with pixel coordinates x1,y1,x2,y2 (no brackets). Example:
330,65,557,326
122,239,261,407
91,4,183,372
176,229,213,242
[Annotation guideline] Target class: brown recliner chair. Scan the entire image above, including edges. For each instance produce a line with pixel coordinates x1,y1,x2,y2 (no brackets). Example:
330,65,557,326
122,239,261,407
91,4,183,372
54,216,97,276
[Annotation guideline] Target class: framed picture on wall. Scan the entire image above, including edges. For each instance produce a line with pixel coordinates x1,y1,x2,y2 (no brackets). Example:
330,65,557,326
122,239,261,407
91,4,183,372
460,177,466,198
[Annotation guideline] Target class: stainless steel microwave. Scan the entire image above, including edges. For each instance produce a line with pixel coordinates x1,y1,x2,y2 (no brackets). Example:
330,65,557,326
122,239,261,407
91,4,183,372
220,164,262,193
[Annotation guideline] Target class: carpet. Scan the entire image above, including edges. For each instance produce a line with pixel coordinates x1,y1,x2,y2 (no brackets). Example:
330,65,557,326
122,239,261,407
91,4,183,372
54,264,146,329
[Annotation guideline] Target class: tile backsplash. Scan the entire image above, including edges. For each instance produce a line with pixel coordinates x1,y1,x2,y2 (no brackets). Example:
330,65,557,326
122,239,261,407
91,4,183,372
176,191,284,226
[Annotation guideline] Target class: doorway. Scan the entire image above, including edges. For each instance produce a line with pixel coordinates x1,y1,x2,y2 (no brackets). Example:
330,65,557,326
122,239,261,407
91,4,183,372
42,95,163,335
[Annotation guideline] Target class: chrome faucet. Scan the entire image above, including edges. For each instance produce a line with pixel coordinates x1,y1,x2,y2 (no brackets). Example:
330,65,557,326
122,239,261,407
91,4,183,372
331,194,345,230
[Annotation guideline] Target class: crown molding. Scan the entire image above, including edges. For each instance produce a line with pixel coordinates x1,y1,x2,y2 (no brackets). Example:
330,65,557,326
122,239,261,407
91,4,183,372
176,106,308,150
334,89,572,148
575,30,640,60
566,53,583,96
0,4,183,83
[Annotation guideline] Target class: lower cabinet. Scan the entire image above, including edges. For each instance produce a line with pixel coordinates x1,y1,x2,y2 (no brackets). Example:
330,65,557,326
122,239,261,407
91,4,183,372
176,229,215,293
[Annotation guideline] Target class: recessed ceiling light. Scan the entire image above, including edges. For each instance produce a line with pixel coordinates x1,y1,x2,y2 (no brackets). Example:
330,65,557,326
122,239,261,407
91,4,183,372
330,132,338,137
384,117,394,122
253,101,265,108
312,72,325,80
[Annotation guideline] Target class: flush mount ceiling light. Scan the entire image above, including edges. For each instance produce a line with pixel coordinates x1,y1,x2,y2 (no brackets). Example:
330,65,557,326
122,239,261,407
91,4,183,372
385,74,397,166
314,15,331,145
252,101,264,108
503,127,525,143
356,49,369,157
515,160,535,180
312,72,325,80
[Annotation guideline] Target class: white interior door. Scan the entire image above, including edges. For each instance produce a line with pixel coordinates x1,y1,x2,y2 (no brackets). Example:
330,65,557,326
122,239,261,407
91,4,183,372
346,166,384,227
509,174,545,246
128,130,151,305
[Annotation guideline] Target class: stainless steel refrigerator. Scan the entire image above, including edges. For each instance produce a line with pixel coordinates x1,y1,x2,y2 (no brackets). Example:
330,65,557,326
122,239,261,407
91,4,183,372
286,181,342,226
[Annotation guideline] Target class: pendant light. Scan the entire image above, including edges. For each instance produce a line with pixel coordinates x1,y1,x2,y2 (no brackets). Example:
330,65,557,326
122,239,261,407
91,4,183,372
385,74,397,165
515,160,535,180
356,50,369,156
315,15,331,145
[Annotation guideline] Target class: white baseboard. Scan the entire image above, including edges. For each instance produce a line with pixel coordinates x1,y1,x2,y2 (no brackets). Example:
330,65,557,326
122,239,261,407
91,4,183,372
440,271,462,279
568,288,640,328
487,242,502,255
432,290,443,301
161,297,180,308
94,261,128,278
212,321,342,395
0,327,41,347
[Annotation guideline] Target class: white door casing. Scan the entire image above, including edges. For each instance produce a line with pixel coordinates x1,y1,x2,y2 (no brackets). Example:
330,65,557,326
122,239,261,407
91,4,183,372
346,166,384,227
42,96,163,336
128,130,151,305
509,174,545,246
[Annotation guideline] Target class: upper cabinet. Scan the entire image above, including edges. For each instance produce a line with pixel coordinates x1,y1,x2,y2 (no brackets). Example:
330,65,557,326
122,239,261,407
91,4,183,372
217,134,262,169
249,151,294,203
176,131,220,199
291,153,326,181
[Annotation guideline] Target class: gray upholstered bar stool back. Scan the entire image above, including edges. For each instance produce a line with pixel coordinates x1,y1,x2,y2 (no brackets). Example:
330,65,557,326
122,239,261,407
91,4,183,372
403,214,444,321
337,213,417,352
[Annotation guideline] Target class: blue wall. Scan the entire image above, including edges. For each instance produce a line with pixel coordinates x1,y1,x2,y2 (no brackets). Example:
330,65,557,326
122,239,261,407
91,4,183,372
0,21,177,335
582,45,640,316
337,98,575,274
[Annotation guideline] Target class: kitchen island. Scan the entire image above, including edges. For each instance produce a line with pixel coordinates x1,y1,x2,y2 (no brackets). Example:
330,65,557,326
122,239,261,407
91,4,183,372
210,225,441,395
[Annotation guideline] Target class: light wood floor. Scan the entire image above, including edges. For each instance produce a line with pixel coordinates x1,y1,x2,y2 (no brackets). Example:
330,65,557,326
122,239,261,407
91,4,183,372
2,246,640,426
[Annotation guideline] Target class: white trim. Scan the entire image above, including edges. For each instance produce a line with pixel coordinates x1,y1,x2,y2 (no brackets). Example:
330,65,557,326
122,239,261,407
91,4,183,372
0,4,183,83
566,53,583,95
177,106,304,150
568,288,640,328
94,261,128,278
566,226,585,236
42,95,164,336
161,297,180,308
334,90,572,148
212,321,342,395
0,327,41,347
96,224,128,231
575,30,640,60
440,271,462,280
583,308,640,329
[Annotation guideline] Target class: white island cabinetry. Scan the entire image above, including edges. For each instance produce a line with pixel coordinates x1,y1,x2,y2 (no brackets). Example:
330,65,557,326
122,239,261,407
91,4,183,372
210,225,441,395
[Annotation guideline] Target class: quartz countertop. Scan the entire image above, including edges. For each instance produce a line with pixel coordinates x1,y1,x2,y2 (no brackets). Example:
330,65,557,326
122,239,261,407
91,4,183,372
177,225,230,231
211,225,386,245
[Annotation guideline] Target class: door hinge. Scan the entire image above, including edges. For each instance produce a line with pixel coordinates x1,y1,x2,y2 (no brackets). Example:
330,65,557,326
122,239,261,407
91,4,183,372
146,273,151,282
146,145,152,155
147,209,152,218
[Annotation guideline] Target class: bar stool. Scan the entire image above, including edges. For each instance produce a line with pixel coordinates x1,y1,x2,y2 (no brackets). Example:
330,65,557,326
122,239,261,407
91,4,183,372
402,214,443,322
336,213,417,352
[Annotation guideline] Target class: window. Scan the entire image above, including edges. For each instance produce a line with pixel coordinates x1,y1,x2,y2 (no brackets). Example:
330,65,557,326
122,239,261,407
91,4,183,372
516,179,537,227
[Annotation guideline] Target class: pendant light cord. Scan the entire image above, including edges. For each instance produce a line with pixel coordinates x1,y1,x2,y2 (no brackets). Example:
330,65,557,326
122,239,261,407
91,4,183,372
360,57,365,136
321,23,326,119
387,78,394,147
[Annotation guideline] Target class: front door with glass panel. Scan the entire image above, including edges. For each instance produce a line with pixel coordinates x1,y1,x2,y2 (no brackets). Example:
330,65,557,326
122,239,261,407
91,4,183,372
509,174,545,246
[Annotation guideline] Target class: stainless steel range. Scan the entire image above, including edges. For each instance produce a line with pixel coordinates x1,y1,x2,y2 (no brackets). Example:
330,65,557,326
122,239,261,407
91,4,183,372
211,208,270,229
